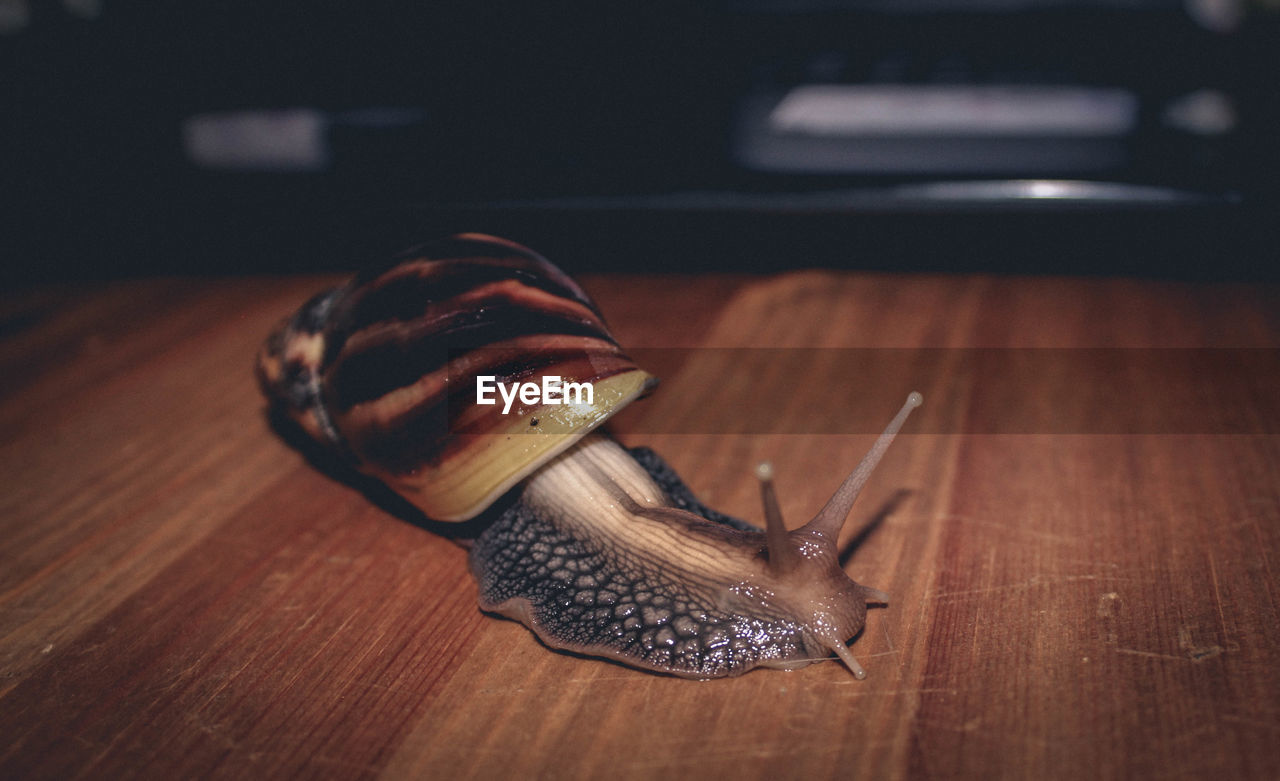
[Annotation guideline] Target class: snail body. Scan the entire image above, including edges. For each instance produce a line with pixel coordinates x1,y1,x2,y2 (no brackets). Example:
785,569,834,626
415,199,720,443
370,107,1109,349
259,233,919,679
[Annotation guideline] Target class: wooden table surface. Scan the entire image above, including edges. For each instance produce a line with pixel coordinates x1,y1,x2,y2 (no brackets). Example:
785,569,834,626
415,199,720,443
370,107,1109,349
2,269,1278,779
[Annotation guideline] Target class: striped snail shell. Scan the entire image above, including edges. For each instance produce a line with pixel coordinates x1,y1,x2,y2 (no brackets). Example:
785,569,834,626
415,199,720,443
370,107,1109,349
257,233,655,521
259,233,921,679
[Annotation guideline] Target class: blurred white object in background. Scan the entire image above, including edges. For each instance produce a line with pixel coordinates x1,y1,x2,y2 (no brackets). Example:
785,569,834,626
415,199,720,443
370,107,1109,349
183,109,329,172
769,85,1137,137
1163,89,1237,136
1185,0,1243,32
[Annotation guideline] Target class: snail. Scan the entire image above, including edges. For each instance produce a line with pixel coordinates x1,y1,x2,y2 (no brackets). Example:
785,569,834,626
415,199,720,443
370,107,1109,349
257,233,921,679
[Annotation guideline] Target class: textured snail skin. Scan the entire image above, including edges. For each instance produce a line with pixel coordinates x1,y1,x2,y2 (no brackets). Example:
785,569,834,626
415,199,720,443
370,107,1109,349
259,234,912,678
471,434,887,678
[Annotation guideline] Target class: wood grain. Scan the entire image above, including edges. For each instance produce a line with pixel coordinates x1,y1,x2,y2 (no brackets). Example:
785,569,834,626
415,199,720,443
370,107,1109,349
1,271,1277,779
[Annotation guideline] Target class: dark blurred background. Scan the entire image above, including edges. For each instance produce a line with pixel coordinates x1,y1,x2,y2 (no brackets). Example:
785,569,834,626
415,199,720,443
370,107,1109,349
5,1,1279,282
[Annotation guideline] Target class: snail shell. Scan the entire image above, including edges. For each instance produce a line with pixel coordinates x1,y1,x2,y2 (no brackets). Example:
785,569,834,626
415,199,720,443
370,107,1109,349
259,233,919,678
257,233,655,521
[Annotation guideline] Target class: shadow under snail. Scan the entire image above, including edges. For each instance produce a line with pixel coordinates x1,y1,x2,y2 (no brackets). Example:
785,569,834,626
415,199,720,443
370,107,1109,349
257,233,921,679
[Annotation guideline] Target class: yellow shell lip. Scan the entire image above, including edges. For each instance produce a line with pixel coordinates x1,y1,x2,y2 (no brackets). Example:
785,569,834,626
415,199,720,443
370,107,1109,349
384,369,657,522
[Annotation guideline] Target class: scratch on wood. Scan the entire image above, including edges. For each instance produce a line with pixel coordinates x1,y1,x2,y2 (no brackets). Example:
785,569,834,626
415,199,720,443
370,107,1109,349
1205,552,1236,651
1114,630,1225,664
881,622,896,654
1114,648,1188,662
1096,592,1119,616
1097,591,1119,645
1178,626,1223,662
